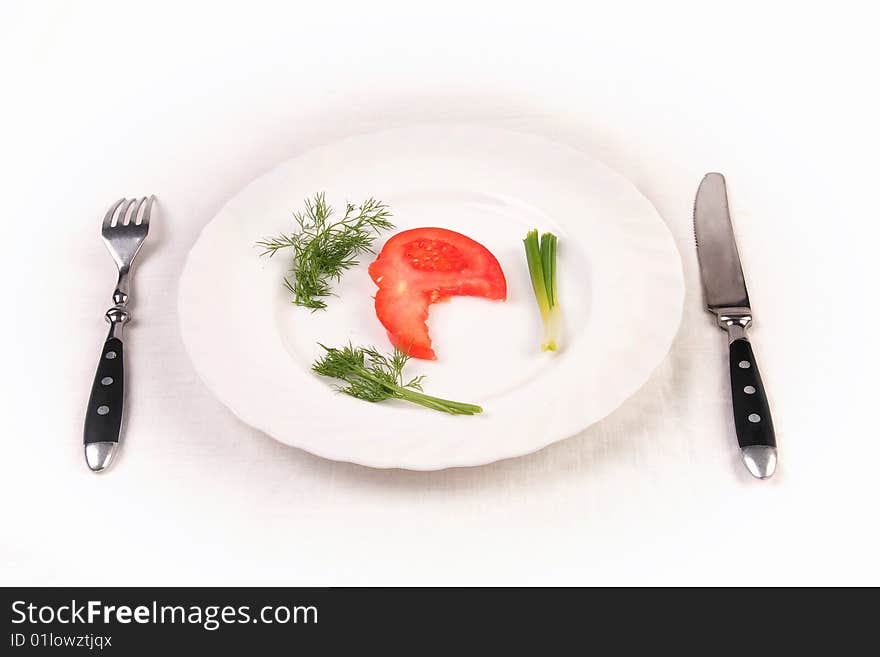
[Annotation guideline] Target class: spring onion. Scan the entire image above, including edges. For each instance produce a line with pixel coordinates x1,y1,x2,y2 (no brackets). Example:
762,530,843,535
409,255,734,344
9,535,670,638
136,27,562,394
523,229,561,351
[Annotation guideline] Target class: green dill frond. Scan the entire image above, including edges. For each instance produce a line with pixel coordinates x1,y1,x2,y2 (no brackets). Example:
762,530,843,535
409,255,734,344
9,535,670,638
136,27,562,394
257,194,394,310
312,344,482,415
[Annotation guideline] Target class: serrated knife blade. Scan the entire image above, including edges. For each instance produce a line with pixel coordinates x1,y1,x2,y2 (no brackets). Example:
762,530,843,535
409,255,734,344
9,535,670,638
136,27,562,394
694,172,750,310
693,173,777,479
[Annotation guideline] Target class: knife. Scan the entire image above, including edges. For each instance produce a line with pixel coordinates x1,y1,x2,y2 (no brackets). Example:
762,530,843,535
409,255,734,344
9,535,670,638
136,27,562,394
694,173,777,479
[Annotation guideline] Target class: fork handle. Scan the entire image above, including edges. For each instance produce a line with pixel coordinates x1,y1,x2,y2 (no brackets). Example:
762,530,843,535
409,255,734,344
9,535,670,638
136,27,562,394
83,326,125,471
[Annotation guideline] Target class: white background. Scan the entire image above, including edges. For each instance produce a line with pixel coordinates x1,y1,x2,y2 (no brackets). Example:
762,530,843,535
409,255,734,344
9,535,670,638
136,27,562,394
1,0,877,585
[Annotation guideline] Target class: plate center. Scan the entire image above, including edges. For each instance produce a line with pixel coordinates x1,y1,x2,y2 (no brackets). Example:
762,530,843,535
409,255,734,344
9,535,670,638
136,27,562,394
272,188,589,402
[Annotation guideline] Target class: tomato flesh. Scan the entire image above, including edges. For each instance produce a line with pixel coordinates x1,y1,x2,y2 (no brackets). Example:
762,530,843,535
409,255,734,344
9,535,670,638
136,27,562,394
368,227,507,359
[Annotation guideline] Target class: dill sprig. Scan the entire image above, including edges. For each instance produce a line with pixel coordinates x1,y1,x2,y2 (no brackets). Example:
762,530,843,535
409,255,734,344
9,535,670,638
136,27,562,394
257,193,394,310
312,343,483,415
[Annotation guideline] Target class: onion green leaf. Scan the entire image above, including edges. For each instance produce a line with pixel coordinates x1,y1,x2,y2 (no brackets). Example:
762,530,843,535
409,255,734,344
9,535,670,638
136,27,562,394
524,229,561,351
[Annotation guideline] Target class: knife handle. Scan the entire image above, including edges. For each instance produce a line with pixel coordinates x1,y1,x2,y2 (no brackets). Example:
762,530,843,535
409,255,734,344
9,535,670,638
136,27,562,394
729,338,775,448
83,336,124,446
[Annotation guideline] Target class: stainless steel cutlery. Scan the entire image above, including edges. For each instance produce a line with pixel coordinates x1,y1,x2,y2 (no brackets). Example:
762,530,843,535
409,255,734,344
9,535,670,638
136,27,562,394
694,173,777,479
83,196,155,472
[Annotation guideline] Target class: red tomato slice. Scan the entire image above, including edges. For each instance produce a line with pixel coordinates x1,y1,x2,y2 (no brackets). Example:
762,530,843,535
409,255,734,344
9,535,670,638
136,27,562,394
368,227,507,359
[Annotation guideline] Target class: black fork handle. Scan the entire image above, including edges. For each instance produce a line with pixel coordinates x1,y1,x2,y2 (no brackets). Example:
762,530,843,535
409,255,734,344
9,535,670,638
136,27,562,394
83,336,125,446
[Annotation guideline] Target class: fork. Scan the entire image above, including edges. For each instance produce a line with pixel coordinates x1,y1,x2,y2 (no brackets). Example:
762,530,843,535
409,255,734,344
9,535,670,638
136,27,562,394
83,196,155,472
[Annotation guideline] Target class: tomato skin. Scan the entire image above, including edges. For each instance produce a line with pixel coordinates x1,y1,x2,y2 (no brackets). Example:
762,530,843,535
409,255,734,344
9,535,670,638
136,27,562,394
369,227,507,359
369,228,507,299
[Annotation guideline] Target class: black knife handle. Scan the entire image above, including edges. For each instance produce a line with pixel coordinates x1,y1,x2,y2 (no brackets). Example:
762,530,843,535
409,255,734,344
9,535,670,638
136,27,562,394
729,338,775,448
83,337,124,445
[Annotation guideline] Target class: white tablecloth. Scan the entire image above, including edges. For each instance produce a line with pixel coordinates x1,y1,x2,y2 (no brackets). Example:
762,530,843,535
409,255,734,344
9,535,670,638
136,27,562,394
2,0,876,585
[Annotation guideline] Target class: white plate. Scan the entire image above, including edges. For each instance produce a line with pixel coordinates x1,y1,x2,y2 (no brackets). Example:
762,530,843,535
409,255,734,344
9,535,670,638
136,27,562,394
179,125,684,470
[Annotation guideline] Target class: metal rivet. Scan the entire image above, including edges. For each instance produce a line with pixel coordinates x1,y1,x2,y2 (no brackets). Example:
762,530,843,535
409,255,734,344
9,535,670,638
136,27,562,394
101,377,113,386
748,413,761,423
744,385,756,394
105,351,117,360
97,405,110,416
738,360,750,369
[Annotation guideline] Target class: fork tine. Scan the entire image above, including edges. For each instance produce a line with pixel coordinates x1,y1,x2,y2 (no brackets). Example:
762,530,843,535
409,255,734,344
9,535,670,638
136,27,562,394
119,198,138,226
131,197,147,225
103,198,126,229
138,195,155,227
